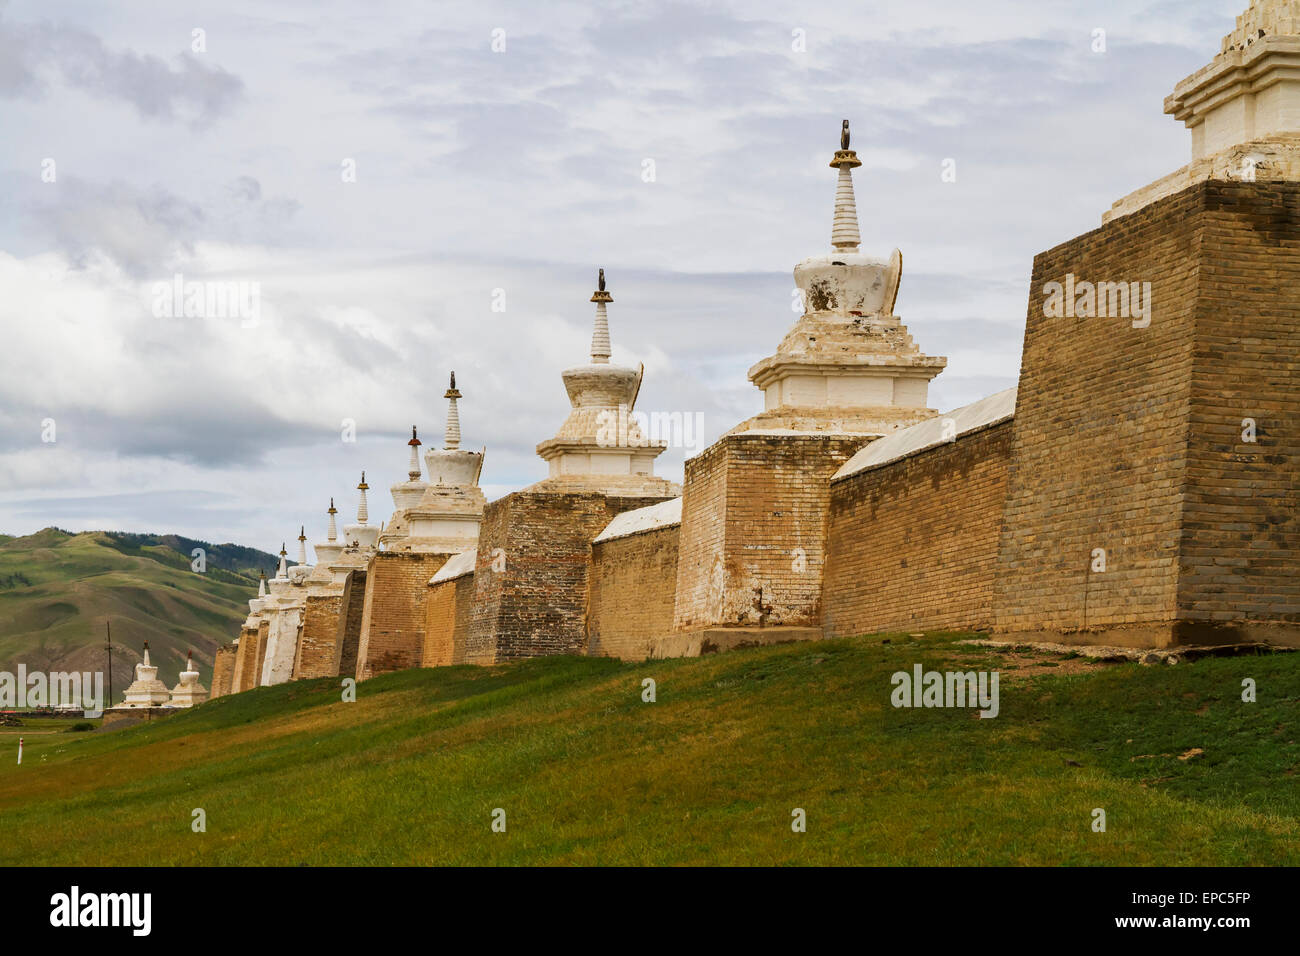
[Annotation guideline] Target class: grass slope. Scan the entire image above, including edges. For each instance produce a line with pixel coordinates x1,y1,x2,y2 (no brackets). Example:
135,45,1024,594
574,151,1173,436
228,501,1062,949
0,633,1295,866
0,529,283,691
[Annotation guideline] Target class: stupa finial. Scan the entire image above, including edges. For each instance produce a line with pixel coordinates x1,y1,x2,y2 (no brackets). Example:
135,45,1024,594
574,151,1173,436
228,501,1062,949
589,268,613,363
327,498,338,542
356,472,370,523
444,372,463,450
407,426,423,481
297,525,307,565
277,542,288,578
829,119,863,254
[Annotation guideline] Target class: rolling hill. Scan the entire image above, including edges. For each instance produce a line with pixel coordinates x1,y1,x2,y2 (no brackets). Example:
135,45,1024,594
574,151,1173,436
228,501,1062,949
0,528,287,695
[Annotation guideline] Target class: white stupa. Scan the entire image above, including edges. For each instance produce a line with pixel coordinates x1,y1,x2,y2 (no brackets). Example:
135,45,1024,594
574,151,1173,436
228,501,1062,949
733,120,946,437
379,427,432,549
324,474,381,585
529,271,679,495
403,372,487,554
118,642,172,708
168,650,209,707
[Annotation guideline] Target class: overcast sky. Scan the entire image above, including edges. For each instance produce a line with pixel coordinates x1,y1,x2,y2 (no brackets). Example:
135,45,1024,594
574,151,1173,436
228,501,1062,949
0,0,1247,555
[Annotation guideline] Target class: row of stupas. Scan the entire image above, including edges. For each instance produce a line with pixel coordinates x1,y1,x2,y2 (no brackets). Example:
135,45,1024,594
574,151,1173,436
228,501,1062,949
203,0,1300,700
208,112,948,693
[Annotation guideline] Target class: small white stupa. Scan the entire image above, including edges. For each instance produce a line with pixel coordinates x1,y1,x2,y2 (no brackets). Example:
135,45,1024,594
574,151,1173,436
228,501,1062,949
118,642,172,708
530,271,679,495
404,372,488,554
324,474,381,585
379,427,432,549
168,650,209,707
734,120,946,437
306,499,346,585
343,473,381,550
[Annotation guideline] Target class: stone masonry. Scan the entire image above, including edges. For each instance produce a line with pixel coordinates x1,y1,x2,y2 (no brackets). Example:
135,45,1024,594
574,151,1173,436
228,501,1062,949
824,396,1015,638
993,179,1300,647
355,551,450,678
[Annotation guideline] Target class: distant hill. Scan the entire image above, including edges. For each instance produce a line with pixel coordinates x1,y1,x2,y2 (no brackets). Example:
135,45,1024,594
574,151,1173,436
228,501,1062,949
0,529,288,699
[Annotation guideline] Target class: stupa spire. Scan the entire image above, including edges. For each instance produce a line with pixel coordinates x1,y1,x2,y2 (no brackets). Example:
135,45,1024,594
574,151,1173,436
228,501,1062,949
142,641,151,667
357,472,370,523
407,427,422,481
444,372,462,450
327,499,338,542
589,268,613,364
829,119,863,254
277,543,288,579
258,569,267,597
297,526,307,565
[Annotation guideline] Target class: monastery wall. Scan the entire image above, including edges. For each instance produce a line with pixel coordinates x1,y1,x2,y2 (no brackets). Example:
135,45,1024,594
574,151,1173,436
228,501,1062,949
248,621,269,691
355,552,450,679
231,627,256,693
209,644,237,699
468,491,674,663
336,570,367,680
261,605,302,686
423,566,476,667
295,593,344,679
993,185,1201,644
993,180,1300,647
824,419,1014,638
673,434,870,633
1178,181,1300,643
587,523,680,660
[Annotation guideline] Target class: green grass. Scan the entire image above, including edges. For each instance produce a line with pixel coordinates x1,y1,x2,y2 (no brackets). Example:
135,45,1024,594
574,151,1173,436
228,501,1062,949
0,716,102,736
0,633,1295,865
0,529,283,690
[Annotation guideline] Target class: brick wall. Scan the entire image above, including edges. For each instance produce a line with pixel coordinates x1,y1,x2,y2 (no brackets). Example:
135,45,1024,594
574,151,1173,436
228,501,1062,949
210,644,237,699
253,620,270,687
355,552,450,679
587,524,680,660
672,440,727,630
1178,183,1300,639
336,570,367,680
295,593,343,679
423,573,476,666
468,491,675,663
673,433,870,631
993,180,1299,646
231,627,256,693
824,420,1014,637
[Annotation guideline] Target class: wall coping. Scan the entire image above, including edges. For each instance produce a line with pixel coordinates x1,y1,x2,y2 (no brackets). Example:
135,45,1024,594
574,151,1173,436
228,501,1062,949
593,497,683,544
430,547,476,585
833,386,1017,482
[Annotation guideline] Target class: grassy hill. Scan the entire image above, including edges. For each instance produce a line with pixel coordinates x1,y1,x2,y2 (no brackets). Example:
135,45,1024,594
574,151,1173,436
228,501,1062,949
0,529,285,693
0,633,1295,865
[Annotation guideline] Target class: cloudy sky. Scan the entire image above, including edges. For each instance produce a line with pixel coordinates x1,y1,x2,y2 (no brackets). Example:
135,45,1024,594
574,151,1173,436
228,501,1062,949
0,0,1248,554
